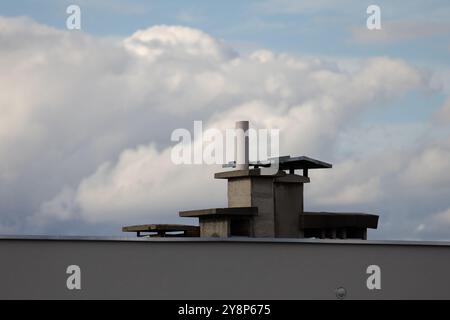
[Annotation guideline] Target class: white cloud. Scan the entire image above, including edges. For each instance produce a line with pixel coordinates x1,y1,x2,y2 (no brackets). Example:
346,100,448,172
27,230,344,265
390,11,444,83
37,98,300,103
412,207,450,240
0,16,449,239
434,208,450,225
36,51,425,229
434,98,450,124
399,145,450,188
124,25,236,62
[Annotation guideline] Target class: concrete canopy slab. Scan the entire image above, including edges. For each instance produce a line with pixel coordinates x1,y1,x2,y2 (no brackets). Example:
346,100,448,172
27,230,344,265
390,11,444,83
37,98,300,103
179,207,258,218
276,156,332,170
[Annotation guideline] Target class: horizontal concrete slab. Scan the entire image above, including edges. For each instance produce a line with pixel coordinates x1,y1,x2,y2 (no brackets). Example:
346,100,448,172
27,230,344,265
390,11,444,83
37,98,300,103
179,207,258,218
122,224,199,233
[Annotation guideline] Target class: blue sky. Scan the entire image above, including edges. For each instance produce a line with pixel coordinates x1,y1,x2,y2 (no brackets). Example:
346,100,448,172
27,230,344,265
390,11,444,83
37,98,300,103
2,0,450,59
0,1,450,239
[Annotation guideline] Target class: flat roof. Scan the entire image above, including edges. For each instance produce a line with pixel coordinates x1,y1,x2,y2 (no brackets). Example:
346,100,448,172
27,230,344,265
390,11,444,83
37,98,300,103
1,235,450,247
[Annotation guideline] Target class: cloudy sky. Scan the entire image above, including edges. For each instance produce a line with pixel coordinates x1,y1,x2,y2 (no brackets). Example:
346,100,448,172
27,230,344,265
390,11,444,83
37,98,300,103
0,0,450,240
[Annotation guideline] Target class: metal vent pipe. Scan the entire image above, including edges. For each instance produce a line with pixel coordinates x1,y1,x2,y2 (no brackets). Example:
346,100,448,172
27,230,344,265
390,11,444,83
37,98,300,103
235,121,249,170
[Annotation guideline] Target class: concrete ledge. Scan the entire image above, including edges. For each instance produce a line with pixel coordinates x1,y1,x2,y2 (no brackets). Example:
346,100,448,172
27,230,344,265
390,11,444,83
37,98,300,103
301,212,379,229
122,224,199,233
3,235,450,247
179,207,258,218
122,224,200,237
214,168,291,179
214,169,309,180
214,169,262,179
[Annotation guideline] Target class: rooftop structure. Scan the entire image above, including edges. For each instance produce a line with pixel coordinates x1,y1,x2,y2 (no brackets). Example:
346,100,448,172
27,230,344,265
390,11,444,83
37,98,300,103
123,121,378,240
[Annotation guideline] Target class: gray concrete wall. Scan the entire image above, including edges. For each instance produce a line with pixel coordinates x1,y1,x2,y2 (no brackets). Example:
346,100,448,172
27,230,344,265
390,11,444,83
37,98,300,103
1,237,450,299
228,177,276,237
250,178,276,237
274,180,303,238
200,218,230,237
228,178,252,208
227,174,306,238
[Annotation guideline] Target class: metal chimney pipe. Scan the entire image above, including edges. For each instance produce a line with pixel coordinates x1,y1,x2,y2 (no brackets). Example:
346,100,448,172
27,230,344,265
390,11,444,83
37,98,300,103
235,121,249,170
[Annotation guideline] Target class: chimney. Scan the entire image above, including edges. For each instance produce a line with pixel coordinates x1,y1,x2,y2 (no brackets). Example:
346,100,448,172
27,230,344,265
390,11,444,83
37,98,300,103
235,120,249,170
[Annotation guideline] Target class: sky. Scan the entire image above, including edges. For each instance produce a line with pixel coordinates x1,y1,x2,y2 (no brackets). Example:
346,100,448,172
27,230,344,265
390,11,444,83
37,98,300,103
0,0,450,240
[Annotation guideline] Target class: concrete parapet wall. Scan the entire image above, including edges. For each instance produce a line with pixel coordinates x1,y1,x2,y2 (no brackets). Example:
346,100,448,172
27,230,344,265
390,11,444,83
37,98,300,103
1,237,450,299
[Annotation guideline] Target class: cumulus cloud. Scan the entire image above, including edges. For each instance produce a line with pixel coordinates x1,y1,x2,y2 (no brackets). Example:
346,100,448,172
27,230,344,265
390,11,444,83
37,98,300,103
434,208,450,225
0,16,448,239
413,206,450,240
124,25,236,62
306,135,450,238
434,98,450,124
